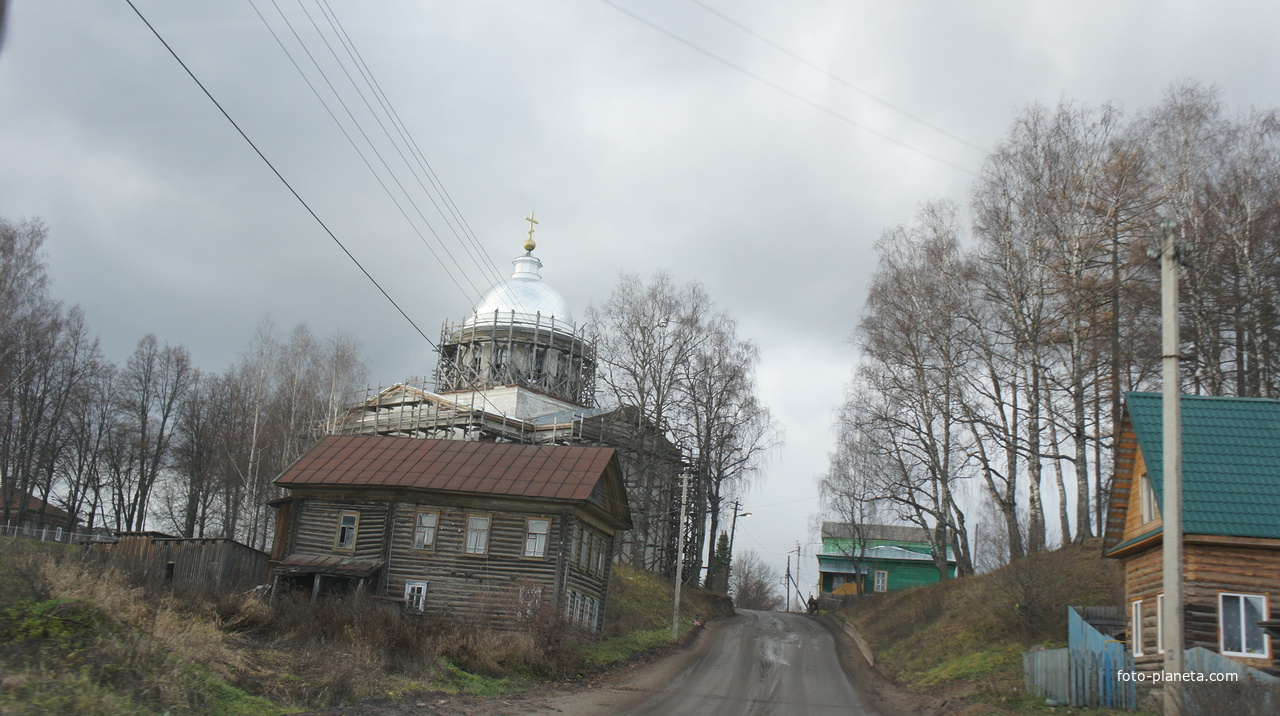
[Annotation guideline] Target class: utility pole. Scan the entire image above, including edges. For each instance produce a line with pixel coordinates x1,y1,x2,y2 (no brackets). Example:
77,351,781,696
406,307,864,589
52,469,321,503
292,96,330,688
795,542,802,602
1159,219,1185,716
727,501,750,593
671,472,691,643
784,554,791,612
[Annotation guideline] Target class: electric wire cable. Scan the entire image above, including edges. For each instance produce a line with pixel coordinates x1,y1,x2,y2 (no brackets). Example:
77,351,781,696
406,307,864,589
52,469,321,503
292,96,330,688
315,0,509,291
284,0,505,296
596,0,978,177
123,0,439,349
687,0,988,154
253,0,487,305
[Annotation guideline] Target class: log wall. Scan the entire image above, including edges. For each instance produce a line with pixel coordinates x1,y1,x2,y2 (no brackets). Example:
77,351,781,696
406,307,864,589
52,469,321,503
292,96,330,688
1124,541,1280,672
286,492,615,629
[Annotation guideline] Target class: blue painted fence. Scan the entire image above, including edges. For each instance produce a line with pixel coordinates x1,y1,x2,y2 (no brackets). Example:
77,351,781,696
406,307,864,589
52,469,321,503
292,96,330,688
1024,606,1136,709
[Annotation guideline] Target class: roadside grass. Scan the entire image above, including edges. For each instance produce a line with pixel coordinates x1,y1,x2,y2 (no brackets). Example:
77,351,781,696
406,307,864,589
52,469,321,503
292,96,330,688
0,540,731,711
839,539,1126,712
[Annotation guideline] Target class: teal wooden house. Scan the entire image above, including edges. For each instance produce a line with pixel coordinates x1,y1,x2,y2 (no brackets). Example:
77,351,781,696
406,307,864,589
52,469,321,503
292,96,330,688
817,522,956,596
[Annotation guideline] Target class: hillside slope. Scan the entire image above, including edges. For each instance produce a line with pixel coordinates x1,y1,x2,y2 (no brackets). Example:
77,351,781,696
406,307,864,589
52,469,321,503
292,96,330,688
835,540,1125,712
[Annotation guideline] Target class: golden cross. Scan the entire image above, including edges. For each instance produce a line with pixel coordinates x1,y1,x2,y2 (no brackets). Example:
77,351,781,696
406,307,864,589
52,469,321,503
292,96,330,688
524,212,539,251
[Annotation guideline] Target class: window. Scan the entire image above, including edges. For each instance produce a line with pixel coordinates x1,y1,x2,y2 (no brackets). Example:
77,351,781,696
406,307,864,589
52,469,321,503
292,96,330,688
1140,473,1157,524
1220,592,1270,657
335,511,359,551
578,528,588,568
524,518,550,558
874,570,888,593
404,581,428,614
1131,599,1144,656
465,515,491,555
413,511,438,551
1156,593,1165,654
595,536,607,575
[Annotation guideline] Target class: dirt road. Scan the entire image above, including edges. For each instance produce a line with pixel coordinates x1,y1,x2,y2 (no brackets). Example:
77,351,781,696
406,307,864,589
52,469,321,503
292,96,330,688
303,610,896,716
609,609,882,715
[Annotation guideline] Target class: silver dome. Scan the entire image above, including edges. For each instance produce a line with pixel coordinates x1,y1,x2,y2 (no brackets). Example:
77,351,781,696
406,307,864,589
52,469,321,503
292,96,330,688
466,253,575,329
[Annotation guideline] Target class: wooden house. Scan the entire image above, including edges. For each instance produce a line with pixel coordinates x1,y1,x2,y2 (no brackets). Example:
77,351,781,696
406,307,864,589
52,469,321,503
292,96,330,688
1103,393,1280,673
816,522,956,596
3,492,70,532
269,435,632,631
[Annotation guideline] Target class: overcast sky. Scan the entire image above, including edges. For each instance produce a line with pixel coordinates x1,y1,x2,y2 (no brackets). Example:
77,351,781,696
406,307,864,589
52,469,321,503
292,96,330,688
3,1,1278,592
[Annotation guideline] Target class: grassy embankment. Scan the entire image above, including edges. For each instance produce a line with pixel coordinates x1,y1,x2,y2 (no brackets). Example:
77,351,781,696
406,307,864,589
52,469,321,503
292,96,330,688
0,538,730,715
833,539,1154,715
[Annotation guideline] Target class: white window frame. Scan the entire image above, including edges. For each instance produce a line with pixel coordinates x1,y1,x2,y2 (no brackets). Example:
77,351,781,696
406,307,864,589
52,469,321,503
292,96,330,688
1219,592,1271,658
335,511,359,552
465,514,491,555
412,511,439,551
874,570,888,593
404,580,428,614
1131,599,1144,657
1156,593,1165,654
524,518,550,558
595,536,607,576
1139,473,1157,524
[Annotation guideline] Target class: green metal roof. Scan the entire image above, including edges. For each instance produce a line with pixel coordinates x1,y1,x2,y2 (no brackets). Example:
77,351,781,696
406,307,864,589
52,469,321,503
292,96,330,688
1127,392,1280,540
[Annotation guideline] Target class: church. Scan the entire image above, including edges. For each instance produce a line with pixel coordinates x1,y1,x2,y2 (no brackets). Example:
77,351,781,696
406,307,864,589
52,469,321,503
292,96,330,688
325,220,684,575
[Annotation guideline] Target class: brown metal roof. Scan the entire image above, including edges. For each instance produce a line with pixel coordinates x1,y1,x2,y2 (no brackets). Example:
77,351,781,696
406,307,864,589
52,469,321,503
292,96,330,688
275,435,616,502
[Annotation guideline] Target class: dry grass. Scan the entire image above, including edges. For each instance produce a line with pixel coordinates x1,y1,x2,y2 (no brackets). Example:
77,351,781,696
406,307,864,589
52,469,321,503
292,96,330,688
844,539,1123,702
1,541,732,712
0,538,278,715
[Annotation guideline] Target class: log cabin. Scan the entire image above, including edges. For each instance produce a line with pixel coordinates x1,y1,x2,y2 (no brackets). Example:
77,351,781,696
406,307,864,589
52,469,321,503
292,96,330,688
269,434,631,631
1103,392,1280,673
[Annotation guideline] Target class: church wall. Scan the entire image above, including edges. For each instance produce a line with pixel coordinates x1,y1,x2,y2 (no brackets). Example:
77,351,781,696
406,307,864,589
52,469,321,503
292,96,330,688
436,322,594,406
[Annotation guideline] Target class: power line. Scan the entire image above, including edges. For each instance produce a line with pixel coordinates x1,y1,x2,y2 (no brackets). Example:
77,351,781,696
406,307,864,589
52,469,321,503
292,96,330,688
314,0,509,292
256,0,539,317
251,0,488,306
595,0,978,177
123,0,438,349
289,0,508,295
687,0,988,154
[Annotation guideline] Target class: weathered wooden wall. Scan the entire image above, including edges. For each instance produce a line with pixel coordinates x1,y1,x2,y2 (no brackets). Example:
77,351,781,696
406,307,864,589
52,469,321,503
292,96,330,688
291,499,387,564
285,492,616,630
89,536,269,593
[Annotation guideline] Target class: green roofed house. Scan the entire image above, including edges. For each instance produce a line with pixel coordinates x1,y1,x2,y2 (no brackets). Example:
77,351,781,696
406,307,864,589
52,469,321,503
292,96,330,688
1103,392,1280,674
817,522,956,597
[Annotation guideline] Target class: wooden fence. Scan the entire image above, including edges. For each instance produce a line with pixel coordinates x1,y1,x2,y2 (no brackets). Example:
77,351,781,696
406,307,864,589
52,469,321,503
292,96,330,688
86,535,270,593
1182,646,1280,715
1024,606,1136,709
